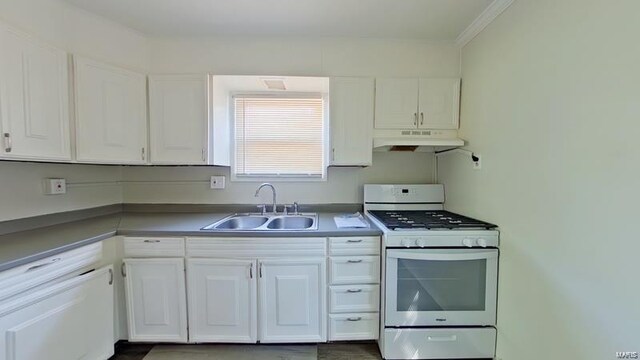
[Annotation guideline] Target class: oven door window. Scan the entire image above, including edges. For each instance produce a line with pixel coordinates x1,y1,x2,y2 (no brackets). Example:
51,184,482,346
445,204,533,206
396,258,487,312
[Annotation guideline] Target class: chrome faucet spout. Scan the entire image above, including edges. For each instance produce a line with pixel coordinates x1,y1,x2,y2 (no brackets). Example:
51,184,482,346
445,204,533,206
255,183,277,214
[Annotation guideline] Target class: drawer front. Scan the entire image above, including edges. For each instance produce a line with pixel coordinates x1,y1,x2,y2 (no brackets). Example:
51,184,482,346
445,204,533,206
329,313,379,341
329,237,380,256
329,256,380,285
0,242,103,302
124,237,185,257
382,327,496,359
186,237,326,258
329,285,379,313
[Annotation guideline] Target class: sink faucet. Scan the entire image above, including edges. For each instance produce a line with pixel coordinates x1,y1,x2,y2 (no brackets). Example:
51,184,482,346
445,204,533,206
255,183,277,214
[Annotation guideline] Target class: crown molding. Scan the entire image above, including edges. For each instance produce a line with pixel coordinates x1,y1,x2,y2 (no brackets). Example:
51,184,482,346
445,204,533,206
456,0,515,48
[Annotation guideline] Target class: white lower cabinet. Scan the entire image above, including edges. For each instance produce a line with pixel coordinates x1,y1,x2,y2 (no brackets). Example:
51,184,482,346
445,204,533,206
187,258,257,343
258,258,326,343
124,258,188,342
0,265,114,360
327,236,381,342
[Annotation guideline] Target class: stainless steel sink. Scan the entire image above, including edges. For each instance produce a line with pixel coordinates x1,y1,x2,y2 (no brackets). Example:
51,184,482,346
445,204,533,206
211,216,270,230
266,216,315,230
202,213,318,231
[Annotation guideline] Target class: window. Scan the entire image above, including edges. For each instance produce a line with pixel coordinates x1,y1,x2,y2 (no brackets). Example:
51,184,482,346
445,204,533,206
233,94,326,179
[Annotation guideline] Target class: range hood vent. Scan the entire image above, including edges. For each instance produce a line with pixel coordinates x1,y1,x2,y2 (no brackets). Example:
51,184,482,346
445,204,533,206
373,130,464,152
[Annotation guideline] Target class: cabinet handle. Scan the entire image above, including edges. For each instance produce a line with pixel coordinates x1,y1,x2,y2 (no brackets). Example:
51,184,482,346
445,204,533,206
347,239,363,243
259,262,263,278
141,147,145,161
420,112,424,126
202,148,206,162
347,259,363,263
347,289,363,293
347,317,362,322
413,113,418,126
143,239,161,243
249,263,253,279
108,268,114,285
3,133,11,153
121,262,126,277
26,257,61,272
332,148,335,162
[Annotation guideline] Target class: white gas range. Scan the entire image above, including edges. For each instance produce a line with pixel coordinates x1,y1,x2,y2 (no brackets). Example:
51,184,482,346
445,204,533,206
364,184,499,360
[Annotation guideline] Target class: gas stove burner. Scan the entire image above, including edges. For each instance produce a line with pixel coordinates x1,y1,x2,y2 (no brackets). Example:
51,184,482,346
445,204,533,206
368,210,497,230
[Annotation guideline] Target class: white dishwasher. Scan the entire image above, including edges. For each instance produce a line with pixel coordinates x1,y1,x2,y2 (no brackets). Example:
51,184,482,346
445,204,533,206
0,242,115,360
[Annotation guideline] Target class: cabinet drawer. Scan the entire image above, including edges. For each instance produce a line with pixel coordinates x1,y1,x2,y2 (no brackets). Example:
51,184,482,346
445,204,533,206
0,242,102,302
329,313,379,341
124,237,185,257
329,256,380,285
329,237,380,256
329,285,379,313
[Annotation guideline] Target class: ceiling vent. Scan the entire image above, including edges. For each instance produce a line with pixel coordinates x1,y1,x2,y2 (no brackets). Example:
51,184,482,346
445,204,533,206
262,78,287,91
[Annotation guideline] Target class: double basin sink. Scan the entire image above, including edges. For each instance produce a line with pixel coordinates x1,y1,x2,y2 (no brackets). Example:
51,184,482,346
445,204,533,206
202,213,318,231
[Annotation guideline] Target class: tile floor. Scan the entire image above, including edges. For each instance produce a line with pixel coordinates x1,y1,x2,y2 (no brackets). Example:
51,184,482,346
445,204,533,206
109,341,382,360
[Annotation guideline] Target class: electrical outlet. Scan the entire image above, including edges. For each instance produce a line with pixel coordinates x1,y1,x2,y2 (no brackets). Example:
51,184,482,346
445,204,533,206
472,154,482,170
44,178,66,195
210,176,225,189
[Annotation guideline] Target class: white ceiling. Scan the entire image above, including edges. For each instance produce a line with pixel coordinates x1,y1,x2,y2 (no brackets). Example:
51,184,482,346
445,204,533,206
60,0,494,40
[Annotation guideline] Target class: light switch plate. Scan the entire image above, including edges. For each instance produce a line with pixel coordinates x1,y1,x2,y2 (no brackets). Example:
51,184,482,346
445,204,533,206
44,178,66,195
210,176,225,189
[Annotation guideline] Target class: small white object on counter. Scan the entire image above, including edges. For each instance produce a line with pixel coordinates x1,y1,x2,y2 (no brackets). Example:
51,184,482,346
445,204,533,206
334,213,369,228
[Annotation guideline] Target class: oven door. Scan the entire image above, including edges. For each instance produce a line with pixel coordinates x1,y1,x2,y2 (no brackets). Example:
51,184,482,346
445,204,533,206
385,248,498,327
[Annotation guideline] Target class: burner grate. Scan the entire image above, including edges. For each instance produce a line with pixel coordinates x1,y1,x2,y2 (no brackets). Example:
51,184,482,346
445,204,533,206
368,210,497,230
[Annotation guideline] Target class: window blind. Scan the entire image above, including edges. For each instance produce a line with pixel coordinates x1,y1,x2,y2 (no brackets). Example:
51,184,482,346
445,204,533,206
234,95,325,177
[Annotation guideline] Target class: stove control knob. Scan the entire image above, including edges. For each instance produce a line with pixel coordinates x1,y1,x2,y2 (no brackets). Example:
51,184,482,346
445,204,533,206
462,238,474,247
416,239,426,248
476,238,488,247
401,238,416,247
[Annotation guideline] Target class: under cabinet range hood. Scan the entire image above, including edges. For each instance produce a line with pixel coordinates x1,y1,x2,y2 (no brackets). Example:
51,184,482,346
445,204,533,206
373,129,464,152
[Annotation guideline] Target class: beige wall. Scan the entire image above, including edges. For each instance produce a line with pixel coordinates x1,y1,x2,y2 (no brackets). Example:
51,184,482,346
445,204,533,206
438,0,640,358
148,37,460,77
123,152,435,205
0,162,122,221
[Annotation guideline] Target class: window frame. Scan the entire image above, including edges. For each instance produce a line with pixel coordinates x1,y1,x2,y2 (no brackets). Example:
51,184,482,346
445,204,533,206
229,91,329,182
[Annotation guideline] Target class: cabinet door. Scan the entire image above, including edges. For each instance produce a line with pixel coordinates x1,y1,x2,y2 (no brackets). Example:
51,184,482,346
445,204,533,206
0,266,114,360
330,77,374,166
149,74,209,164
124,258,188,342
0,24,70,161
74,56,147,164
374,78,418,129
187,258,257,343
418,78,460,130
258,258,326,343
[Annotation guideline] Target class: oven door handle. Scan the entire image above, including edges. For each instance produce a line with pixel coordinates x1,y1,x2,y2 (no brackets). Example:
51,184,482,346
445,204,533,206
387,250,498,261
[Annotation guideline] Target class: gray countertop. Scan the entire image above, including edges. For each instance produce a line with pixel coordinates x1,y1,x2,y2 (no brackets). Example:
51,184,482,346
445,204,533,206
0,210,382,272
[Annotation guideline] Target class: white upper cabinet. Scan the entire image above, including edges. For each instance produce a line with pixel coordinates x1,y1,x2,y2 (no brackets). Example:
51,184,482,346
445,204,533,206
258,258,326,343
374,78,419,129
330,77,374,166
375,77,460,130
149,74,209,164
74,56,147,164
418,78,460,130
0,24,71,161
